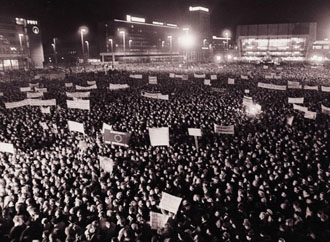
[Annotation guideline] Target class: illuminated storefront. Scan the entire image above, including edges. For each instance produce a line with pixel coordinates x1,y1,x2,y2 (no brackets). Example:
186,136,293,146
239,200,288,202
236,23,317,60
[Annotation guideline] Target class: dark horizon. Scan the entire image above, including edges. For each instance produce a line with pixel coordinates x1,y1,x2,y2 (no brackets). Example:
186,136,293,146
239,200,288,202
1,0,329,53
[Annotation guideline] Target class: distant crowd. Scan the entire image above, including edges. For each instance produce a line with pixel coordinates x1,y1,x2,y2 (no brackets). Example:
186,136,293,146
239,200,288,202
0,62,329,242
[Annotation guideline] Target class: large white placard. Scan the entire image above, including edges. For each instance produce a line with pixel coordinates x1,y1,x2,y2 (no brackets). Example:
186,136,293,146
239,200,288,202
68,120,85,134
148,127,170,146
159,192,182,214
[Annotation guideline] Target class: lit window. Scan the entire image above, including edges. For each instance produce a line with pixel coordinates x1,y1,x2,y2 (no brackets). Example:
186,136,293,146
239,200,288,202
323,46,329,50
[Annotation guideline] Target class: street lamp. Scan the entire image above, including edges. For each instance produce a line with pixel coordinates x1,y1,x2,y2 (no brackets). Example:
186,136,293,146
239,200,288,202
85,40,89,59
119,31,126,58
79,27,87,60
168,36,172,52
129,39,132,49
223,30,231,50
109,38,115,65
52,38,58,64
162,40,165,48
18,34,24,52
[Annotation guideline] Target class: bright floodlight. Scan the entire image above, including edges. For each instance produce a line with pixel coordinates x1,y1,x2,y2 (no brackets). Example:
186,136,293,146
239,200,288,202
246,103,262,116
216,56,221,61
178,35,195,49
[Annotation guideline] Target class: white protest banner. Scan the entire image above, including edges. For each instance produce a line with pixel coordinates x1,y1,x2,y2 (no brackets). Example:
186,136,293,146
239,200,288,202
66,99,90,111
169,73,175,78
241,75,249,80
188,128,202,137
321,104,330,115
263,65,269,69
175,74,184,79
27,92,44,98
68,120,85,134
276,67,283,70
40,106,51,114
304,111,317,120
29,83,39,88
194,73,206,78
182,75,189,81
102,122,112,133
228,78,235,85
148,127,170,146
87,81,96,85
34,87,47,92
214,124,235,135
65,82,73,87
129,74,143,79
265,74,273,79
293,104,308,112
39,122,49,130
288,97,304,104
141,92,169,100
99,156,114,174
5,100,29,109
210,74,217,80
211,88,226,93
243,96,253,106
20,87,32,92
109,84,129,90
288,81,302,89
66,92,90,98
150,212,169,230
158,192,182,214
0,142,15,154
257,82,287,91
304,85,318,91
204,79,211,86
148,76,158,85
321,86,330,92
76,84,97,90
28,99,56,106
287,116,294,126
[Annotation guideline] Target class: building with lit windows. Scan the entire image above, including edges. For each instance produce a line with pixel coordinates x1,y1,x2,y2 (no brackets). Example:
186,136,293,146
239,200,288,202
308,40,330,61
0,16,44,70
236,23,317,60
98,15,184,63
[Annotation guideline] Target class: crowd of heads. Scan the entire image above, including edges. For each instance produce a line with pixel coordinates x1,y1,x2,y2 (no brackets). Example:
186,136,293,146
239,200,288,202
0,62,329,241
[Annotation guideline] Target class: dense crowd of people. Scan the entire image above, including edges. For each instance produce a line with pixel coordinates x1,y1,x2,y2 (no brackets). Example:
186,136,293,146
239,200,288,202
0,62,329,241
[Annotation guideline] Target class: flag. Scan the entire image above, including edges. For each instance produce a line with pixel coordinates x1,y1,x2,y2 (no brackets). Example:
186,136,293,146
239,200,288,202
0,142,15,154
148,127,170,146
321,104,330,115
99,156,115,174
214,124,234,135
304,111,317,120
188,128,202,136
39,122,49,130
288,97,304,104
68,120,85,134
104,130,131,147
150,212,169,230
228,78,235,84
148,76,158,85
159,192,182,214
102,122,113,133
287,116,294,126
204,79,211,86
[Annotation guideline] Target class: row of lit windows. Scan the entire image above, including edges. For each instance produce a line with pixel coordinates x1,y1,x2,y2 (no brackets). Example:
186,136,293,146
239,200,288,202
312,45,330,50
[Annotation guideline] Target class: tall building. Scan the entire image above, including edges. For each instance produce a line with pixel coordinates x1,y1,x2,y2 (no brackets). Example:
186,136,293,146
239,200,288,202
98,15,183,63
236,23,317,60
0,16,44,70
187,6,211,61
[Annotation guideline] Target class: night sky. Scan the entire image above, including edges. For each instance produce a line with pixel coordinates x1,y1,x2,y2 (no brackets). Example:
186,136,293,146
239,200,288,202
1,0,329,50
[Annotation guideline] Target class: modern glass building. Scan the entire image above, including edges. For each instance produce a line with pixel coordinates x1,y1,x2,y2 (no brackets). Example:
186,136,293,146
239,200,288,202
236,23,317,60
0,16,44,71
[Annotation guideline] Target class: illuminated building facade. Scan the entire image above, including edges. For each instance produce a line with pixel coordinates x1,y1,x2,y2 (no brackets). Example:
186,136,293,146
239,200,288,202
187,6,211,61
0,16,44,70
308,40,330,61
236,23,317,60
98,15,183,63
